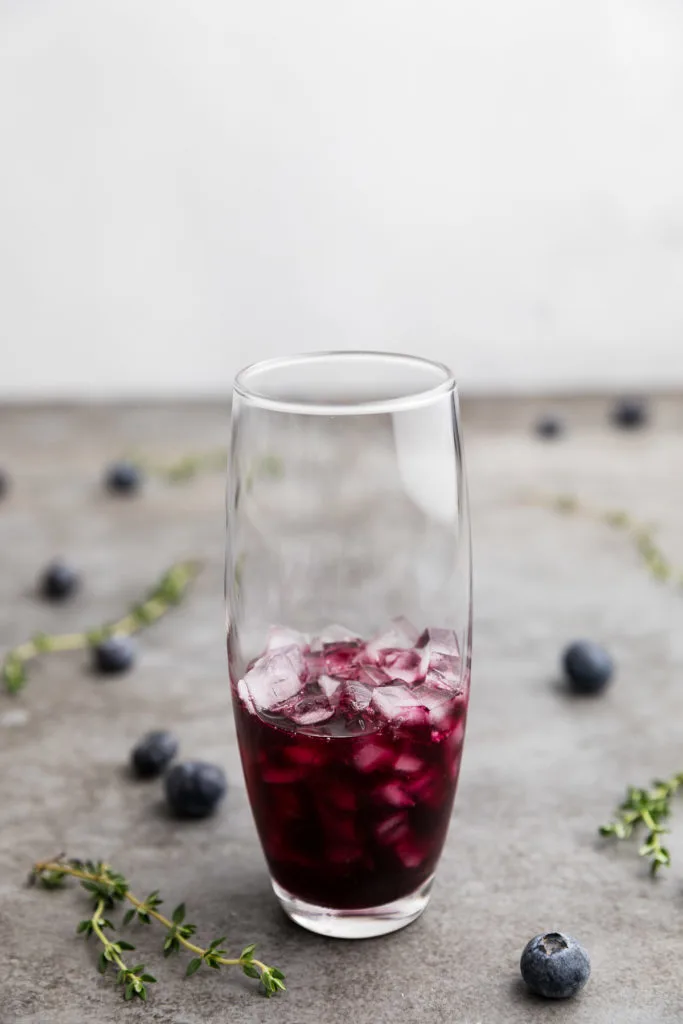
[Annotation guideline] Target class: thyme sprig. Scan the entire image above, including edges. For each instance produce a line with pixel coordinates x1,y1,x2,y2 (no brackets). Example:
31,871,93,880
130,449,227,484
31,856,285,1001
83,897,155,1001
530,492,683,874
530,493,679,586
125,449,283,486
600,772,683,874
2,560,200,694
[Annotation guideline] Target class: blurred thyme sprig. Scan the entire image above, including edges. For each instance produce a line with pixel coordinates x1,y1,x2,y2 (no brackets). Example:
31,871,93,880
130,449,227,484
529,493,679,586
125,449,283,487
600,772,683,875
2,560,200,694
31,856,285,1001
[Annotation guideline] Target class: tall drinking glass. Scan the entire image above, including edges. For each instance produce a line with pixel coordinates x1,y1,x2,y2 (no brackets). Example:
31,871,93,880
226,352,472,938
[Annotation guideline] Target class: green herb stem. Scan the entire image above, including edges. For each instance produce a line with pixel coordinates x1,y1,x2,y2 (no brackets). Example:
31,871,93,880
2,560,201,694
31,857,284,1000
125,448,284,488
123,890,267,972
90,898,128,973
600,772,683,874
133,449,226,483
527,492,680,587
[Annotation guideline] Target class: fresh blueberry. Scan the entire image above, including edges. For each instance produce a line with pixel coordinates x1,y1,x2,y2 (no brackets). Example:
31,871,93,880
520,932,591,999
39,560,80,602
611,397,648,430
535,414,564,440
165,761,227,819
0,469,9,500
131,730,179,778
105,460,143,495
563,640,614,695
93,636,136,675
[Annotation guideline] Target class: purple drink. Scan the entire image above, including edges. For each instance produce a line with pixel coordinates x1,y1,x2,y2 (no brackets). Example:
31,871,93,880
232,619,469,911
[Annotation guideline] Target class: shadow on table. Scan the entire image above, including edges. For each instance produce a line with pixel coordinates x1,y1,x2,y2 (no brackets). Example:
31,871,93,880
507,977,588,1016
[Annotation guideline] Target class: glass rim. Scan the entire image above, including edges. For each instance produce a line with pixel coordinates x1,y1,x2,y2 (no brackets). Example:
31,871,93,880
233,351,457,415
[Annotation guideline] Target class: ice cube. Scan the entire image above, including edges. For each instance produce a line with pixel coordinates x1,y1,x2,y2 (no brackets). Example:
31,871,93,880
451,714,466,747
337,680,372,714
371,685,430,727
381,648,426,685
265,625,308,652
366,617,420,658
372,780,415,808
237,678,255,713
424,667,454,692
318,674,343,700
375,813,410,845
286,694,335,726
311,624,361,650
405,770,448,806
442,713,467,763
352,740,394,773
404,766,442,804
410,683,454,726
394,752,424,774
283,743,329,767
303,650,324,683
323,640,364,679
357,664,392,687
428,651,459,675
395,839,428,869
419,627,459,656
425,651,461,692
243,645,304,710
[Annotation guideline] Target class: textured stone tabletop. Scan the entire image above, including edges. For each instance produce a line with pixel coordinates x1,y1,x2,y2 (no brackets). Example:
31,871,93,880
1,397,682,1024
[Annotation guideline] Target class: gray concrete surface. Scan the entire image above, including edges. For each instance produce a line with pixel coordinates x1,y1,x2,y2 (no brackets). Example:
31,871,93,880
1,397,682,1024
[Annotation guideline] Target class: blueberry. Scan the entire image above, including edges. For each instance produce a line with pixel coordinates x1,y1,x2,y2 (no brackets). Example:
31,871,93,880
131,730,179,778
93,636,135,675
105,460,143,495
520,932,591,999
165,761,227,819
39,560,80,602
535,414,564,439
563,640,614,695
611,397,648,430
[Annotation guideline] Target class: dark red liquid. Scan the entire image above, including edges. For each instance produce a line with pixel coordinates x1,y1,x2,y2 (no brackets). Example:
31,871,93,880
232,665,468,910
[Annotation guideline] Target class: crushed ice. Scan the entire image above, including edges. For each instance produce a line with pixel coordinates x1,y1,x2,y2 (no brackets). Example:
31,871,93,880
239,618,464,727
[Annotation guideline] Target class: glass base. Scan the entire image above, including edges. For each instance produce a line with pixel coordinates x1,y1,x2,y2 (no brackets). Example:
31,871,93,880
272,875,434,939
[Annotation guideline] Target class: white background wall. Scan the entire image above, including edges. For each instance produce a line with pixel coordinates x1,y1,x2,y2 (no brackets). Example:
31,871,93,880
1,0,683,399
